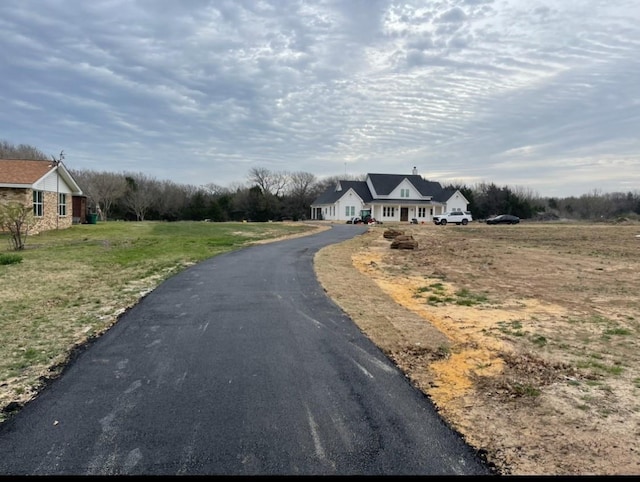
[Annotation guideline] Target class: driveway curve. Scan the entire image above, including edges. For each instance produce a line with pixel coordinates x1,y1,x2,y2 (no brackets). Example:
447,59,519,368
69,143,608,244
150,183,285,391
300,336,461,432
0,224,492,475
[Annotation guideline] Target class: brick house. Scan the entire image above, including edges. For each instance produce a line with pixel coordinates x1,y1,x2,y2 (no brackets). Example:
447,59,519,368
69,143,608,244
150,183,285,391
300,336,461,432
0,159,85,233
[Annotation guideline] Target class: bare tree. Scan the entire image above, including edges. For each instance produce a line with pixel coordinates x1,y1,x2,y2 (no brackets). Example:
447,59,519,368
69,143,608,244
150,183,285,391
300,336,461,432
511,185,540,202
0,202,35,250
70,169,127,221
247,167,289,197
0,140,49,160
286,171,317,219
287,171,316,197
123,172,159,221
312,173,364,197
576,189,614,220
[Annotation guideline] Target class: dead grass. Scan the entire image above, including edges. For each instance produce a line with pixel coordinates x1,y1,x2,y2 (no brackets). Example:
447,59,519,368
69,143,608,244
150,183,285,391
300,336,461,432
314,220,640,475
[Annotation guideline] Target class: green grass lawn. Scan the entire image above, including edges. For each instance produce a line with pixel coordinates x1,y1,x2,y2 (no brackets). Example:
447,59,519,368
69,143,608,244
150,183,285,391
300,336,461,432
0,220,317,420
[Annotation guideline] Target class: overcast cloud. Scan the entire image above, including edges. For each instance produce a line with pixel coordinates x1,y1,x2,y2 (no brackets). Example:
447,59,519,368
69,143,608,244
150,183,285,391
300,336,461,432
1,0,639,197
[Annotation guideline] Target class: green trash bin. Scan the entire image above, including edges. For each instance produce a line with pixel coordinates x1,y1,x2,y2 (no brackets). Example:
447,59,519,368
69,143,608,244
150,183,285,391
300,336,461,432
87,213,98,224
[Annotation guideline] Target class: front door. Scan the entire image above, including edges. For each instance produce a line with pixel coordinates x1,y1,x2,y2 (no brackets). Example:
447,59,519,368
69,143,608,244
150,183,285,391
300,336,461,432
400,207,409,222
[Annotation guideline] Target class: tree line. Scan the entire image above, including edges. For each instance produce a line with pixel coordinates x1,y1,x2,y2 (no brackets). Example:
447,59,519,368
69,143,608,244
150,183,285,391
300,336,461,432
69,167,337,223
1,140,639,222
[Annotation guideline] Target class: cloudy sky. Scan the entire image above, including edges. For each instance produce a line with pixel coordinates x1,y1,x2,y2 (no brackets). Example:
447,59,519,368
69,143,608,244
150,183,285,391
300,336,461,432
1,0,639,197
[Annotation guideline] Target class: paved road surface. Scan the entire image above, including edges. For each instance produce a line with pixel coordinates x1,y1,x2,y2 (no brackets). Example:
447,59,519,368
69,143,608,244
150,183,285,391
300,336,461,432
0,224,493,475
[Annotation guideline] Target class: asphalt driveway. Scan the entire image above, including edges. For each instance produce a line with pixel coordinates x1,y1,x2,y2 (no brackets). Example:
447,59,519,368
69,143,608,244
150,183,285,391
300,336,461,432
0,224,492,475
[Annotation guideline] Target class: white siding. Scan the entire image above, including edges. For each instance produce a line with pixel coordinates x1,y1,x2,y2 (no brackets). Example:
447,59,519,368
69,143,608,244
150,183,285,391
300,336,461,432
389,179,421,200
445,192,468,213
34,171,73,194
321,204,338,221
336,189,365,220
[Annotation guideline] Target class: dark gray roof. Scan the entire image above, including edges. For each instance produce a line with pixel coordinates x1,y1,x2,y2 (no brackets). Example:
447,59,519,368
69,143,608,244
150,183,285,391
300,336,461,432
367,173,443,197
312,173,447,205
312,180,372,205
433,187,457,202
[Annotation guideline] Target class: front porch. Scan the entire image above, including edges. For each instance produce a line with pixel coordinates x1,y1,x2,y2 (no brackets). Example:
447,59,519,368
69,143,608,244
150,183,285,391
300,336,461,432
368,201,446,223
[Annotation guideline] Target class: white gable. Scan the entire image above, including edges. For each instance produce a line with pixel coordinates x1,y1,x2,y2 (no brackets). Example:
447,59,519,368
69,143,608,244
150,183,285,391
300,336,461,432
388,178,422,200
444,191,469,213
33,170,75,194
337,187,365,208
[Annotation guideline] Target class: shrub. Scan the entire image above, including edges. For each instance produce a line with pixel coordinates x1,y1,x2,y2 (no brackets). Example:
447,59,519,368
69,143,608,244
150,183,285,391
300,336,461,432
0,253,23,265
0,202,35,250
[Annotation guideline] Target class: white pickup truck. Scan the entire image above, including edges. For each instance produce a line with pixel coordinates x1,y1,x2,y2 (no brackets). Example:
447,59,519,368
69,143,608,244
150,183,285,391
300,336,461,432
433,211,473,225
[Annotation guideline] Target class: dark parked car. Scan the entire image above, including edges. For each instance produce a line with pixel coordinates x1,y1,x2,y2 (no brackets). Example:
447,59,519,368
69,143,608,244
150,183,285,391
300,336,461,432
486,214,520,225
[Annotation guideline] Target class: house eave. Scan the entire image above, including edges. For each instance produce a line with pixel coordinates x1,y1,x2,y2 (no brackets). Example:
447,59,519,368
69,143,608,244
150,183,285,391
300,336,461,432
52,164,84,195
368,199,438,205
0,183,31,189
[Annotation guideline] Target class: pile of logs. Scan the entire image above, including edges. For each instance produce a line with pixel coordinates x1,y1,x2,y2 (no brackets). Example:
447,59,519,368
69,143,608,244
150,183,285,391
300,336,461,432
383,229,418,249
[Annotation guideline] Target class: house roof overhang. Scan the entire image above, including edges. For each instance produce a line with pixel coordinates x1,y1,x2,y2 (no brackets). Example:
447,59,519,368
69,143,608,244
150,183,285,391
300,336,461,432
56,163,83,195
0,159,83,195
366,199,438,205
0,183,31,189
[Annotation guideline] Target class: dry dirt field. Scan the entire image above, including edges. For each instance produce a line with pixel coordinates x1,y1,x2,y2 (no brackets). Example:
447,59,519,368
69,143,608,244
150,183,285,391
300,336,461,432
314,220,640,475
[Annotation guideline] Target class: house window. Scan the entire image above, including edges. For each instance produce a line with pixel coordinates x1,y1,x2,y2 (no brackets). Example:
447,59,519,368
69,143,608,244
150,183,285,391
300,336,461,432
33,190,43,217
401,189,409,198
383,206,395,217
58,193,67,216
418,207,426,217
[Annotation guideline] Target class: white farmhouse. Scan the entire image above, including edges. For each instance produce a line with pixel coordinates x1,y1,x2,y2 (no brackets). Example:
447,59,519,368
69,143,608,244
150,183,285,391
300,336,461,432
310,168,469,223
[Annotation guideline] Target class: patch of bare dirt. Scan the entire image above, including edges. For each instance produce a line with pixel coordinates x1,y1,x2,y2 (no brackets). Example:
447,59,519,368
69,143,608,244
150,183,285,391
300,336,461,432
314,221,640,475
